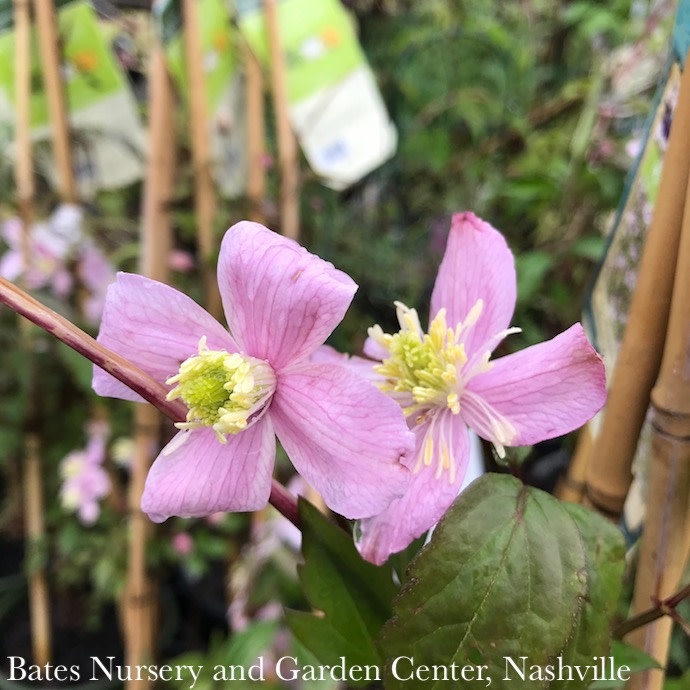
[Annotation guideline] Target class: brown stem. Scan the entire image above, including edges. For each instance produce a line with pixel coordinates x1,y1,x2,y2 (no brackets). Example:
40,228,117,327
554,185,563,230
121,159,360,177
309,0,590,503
0,277,300,527
614,581,690,639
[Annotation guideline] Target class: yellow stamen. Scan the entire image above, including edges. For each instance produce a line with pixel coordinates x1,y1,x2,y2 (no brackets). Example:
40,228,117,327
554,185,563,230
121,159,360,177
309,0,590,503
369,304,467,416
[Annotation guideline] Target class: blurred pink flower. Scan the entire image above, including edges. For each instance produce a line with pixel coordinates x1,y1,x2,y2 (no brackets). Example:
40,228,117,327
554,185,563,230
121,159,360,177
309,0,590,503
355,212,607,564
93,221,413,523
625,137,642,160
0,215,73,297
204,511,226,526
168,249,195,273
171,532,194,556
78,242,116,324
59,421,111,525
0,205,116,324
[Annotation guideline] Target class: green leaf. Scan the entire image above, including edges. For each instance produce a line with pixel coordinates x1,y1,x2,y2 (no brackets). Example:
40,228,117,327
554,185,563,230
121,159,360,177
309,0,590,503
664,670,690,690
515,251,552,303
222,620,281,667
588,641,661,689
379,474,625,690
285,499,397,687
572,236,606,262
400,130,452,173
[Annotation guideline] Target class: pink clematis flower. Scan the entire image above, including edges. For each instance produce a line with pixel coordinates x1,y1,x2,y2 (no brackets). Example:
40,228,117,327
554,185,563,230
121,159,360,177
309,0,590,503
356,212,607,564
93,222,413,523
78,242,116,324
59,420,111,525
0,215,74,298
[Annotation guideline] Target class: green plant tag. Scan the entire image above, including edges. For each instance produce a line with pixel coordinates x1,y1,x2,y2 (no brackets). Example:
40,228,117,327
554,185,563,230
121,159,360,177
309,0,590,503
0,1,145,193
235,0,397,189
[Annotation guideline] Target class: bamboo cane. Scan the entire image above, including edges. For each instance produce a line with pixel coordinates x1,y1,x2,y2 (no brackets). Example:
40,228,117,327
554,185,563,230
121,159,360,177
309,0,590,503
244,41,266,224
583,55,690,519
32,0,77,202
24,435,51,666
555,425,592,503
624,121,690,690
181,0,221,316
263,0,300,240
13,0,52,667
121,43,176,688
13,0,33,229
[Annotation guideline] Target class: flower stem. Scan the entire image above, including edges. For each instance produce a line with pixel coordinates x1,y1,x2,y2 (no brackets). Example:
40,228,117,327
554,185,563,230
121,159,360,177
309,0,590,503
614,581,690,639
0,276,300,527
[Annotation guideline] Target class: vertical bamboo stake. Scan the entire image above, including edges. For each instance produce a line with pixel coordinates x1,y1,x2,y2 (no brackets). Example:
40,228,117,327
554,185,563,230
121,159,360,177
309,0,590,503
14,0,33,231
263,0,300,240
121,44,176,688
32,0,76,202
555,425,592,503
583,55,690,519
24,436,51,666
182,0,220,316
625,143,690,690
244,41,266,224
13,0,52,667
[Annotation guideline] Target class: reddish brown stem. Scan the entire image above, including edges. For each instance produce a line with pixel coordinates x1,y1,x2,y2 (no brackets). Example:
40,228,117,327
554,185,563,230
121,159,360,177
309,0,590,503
615,581,690,639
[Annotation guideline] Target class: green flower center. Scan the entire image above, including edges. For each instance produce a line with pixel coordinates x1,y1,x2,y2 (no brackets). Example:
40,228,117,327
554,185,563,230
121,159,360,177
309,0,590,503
166,337,276,443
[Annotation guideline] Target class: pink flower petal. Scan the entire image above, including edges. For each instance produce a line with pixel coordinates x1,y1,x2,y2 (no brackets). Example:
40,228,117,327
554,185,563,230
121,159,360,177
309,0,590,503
141,420,275,522
93,272,238,401
363,335,389,361
79,501,100,525
464,323,606,445
430,212,516,357
356,411,470,565
217,222,357,370
0,250,22,281
270,362,413,519
311,345,381,381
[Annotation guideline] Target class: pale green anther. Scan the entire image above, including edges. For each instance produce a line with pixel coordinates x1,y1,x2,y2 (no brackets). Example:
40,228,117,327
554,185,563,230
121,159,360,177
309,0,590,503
166,337,276,443
369,304,468,416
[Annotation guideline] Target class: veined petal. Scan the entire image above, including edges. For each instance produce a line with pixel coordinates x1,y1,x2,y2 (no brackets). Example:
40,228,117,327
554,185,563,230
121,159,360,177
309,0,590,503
430,212,516,358
218,222,357,369
356,411,470,565
93,273,238,402
464,323,606,446
270,362,413,519
141,420,275,522
310,345,382,382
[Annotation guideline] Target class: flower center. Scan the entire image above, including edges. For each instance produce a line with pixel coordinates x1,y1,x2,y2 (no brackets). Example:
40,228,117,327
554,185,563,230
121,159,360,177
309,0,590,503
370,299,522,465
166,337,276,443
369,301,471,417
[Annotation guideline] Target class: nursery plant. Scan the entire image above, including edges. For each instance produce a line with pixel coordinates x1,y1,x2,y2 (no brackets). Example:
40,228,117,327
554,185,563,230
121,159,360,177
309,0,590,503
0,214,675,689
1,0,689,688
